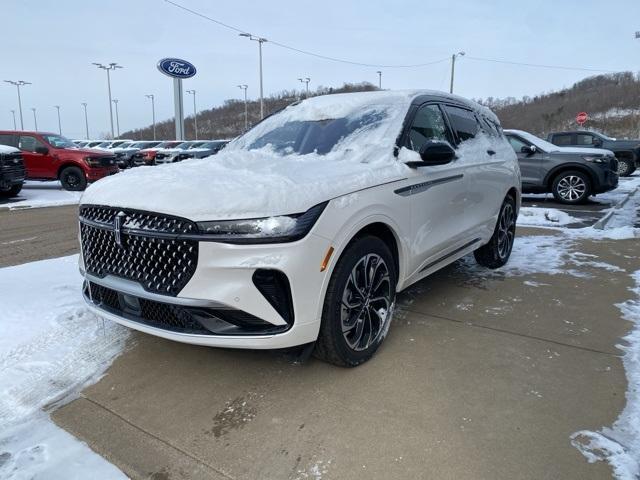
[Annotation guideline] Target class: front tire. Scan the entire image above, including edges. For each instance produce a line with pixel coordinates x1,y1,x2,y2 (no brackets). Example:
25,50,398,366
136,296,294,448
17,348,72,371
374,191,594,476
0,183,23,198
314,236,397,367
474,195,516,269
59,166,87,191
551,170,591,204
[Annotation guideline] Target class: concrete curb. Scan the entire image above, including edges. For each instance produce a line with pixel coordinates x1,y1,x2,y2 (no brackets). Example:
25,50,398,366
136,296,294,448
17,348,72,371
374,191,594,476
593,186,640,230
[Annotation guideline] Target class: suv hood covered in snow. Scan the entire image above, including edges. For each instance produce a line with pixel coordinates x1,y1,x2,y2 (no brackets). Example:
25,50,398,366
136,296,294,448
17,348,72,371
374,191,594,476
554,146,615,156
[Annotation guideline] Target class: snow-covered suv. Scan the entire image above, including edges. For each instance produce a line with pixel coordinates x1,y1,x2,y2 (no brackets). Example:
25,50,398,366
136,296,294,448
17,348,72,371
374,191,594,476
78,90,520,366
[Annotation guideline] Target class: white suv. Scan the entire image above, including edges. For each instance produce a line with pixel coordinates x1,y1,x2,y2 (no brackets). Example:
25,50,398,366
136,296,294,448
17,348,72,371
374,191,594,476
79,90,520,366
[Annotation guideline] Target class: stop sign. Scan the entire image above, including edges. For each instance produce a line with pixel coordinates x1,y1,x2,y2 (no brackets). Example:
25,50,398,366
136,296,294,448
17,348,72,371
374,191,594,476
576,112,588,126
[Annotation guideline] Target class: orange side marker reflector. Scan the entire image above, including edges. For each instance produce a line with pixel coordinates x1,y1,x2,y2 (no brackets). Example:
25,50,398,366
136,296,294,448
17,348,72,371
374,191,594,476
320,246,335,272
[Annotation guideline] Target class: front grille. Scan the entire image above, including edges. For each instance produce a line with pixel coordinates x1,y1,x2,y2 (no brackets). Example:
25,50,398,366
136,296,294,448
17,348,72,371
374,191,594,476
0,153,25,178
80,205,198,296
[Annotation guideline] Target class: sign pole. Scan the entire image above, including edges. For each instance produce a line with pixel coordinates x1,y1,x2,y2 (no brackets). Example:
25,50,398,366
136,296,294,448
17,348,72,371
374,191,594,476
174,77,185,140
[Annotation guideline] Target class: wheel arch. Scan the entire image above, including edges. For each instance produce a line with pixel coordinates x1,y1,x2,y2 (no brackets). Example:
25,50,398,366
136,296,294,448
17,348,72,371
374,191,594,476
57,162,85,179
543,164,596,190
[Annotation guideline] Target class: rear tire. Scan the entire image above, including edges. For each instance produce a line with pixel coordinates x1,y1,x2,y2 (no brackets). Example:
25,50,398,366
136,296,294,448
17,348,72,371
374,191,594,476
59,166,87,191
314,236,397,367
551,170,591,204
474,195,516,269
616,157,634,177
0,183,23,198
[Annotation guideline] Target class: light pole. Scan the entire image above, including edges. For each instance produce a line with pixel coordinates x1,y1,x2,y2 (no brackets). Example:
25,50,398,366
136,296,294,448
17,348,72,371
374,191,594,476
376,71,382,89
239,33,267,119
4,80,31,130
10,110,16,130
31,108,38,131
92,62,123,138
449,51,465,94
81,103,89,139
298,77,311,97
53,105,62,135
186,89,198,140
145,94,156,140
237,84,248,130
112,99,120,138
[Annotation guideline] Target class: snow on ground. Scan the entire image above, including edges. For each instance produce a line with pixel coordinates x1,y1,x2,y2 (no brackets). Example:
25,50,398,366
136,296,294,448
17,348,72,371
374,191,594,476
517,207,579,227
571,270,640,479
0,255,128,479
2,181,82,210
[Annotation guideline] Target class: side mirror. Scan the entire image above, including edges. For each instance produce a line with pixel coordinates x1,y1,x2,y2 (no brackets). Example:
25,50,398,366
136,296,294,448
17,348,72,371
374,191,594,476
406,141,456,168
520,145,537,155
593,139,603,147
35,146,49,155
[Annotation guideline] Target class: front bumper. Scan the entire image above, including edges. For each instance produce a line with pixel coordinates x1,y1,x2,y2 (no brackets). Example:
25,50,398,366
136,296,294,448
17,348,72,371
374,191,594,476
594,169,618,194
87,166,119,181
81,233,333,349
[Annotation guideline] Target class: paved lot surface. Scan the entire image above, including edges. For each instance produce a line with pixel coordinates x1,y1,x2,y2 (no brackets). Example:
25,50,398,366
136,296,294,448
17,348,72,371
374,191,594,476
521,195,612,228
1,204,635,479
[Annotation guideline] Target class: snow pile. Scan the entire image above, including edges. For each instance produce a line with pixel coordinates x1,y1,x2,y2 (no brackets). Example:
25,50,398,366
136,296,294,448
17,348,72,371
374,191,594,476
517,207,579,227
571,270,640,479
0,255,128,479
3,181,82,210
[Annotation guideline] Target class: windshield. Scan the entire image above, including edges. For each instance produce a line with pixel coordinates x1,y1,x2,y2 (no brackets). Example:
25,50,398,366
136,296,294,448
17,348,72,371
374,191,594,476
507,130,559,152
97,142,112,148
42,134,77,149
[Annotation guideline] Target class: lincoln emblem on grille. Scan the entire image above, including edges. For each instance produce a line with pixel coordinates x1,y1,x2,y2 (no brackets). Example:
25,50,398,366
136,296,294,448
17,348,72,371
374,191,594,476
114,211,126,248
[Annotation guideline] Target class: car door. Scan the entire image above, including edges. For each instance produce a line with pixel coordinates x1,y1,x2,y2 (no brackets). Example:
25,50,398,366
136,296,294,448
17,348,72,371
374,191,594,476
18,134,50,178
401,102,469,276
507,134,543,186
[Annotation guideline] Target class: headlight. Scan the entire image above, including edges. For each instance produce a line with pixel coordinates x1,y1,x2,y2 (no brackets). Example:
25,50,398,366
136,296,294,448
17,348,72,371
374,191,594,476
84,156,102,167
583,155,606,163
197,202,328,244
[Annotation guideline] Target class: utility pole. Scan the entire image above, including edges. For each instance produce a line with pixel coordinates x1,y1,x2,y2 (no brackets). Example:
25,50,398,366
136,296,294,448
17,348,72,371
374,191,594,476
145,94,156,140
298,77,311,97
186,89,198,140
81,103,89,139
31,108,38,131
10,110,16,130
112,99,120,138
237,84,248,131
4,80,31,130
92,62,123,138
376,71,382,89
53,105,62,135
449,51,465,94
239,33,267,119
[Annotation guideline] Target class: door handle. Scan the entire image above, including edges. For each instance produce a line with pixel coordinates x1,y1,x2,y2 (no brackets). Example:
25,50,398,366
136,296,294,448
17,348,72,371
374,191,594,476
487,150,496,156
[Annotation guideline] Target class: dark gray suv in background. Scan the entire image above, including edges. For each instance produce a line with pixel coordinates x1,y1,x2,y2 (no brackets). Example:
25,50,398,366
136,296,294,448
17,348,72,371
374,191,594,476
505,129,618,204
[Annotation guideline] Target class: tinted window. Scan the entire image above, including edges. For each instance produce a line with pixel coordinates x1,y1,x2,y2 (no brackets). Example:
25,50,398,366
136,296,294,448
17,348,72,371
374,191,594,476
406,104,450,152
18,135,46,152
576,134,595,146
507,136,529,152
552,134,573,146
443,105,479,142
0,134,17,147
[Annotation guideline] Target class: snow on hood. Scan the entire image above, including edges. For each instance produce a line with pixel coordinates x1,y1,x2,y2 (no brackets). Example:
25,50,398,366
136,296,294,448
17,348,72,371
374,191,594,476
506,130,614,156
81,90,425,220
553,146,615,156
0,145,20,154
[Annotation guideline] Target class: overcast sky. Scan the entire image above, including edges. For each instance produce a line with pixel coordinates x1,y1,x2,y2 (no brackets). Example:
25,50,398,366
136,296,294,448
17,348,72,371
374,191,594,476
2,0,639,139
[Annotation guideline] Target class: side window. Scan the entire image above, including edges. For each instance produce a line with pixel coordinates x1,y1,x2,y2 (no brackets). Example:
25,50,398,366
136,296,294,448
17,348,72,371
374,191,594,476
507,136,529,152
0,134,18,147
406,104,450,152
552,134,573,146
576,133,595,146
443,105,478,142
18,135,45,153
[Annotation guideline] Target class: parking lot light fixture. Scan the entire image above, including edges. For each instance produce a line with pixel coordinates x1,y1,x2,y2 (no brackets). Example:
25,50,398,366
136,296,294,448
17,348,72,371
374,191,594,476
237,84,248,130
81,103,89,139
186,89,198,140
376,71,382,89
112,99,120,138
10,110,16,130
31,107,38,131
636,31,640,39
4,80,31,130
449,51,465,94
298,77,311,97
239,33,267,119
53,105,62,135
92,62,123,138
145,94,156,140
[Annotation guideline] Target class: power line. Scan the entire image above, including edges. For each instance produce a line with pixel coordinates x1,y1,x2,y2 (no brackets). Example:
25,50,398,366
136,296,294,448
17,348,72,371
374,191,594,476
465,56,617,73
163,0,449,68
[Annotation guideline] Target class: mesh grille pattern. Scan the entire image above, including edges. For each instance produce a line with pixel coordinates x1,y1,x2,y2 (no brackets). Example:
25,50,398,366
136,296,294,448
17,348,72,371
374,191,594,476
80,205,198,296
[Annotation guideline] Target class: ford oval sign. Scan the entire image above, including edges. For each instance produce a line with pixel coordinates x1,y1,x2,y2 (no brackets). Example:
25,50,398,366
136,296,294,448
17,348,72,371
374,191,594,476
157,58,196,79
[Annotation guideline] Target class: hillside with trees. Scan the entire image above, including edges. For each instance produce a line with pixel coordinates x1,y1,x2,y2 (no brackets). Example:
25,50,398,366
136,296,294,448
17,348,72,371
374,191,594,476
479,72,640,139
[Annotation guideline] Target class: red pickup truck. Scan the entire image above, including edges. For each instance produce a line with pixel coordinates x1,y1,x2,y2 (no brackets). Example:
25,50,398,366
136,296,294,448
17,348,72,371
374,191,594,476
0,131,118,190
